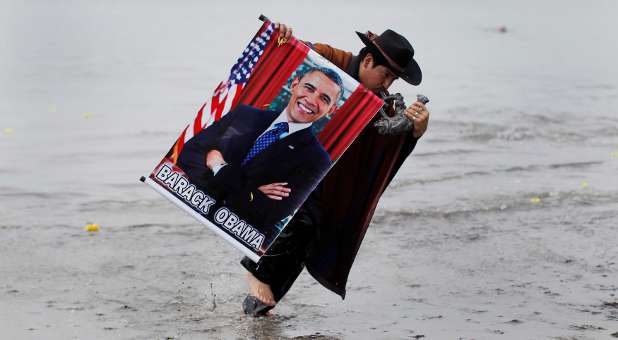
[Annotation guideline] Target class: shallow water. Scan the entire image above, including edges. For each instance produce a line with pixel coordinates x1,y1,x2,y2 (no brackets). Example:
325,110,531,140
2,0,618,339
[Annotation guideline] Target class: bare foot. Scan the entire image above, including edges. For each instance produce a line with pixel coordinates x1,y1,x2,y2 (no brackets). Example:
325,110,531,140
245,272,276,306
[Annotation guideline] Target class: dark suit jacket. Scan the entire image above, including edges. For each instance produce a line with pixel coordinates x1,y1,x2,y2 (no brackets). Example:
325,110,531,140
177,104,332,232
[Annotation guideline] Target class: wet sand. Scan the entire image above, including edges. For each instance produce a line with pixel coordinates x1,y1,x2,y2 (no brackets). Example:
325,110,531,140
2,188,617,339
2,0,618,339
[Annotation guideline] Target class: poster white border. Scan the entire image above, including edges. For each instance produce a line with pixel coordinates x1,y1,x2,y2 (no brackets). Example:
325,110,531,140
143,176,260,262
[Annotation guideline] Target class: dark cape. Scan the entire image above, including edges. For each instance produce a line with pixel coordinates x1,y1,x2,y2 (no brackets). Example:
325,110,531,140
304,44,419,299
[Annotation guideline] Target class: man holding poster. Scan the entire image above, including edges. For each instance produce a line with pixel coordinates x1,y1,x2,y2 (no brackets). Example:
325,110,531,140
177,66,343,234
143,19,427,317
241,25,431,315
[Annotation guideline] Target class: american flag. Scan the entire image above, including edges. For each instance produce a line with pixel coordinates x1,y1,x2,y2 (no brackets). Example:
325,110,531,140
171,22,275,162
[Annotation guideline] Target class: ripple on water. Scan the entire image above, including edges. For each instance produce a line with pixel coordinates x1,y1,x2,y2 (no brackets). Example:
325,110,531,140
0,190,87,200
375,189,618,223
78,198,167,212
391,160,605,190
413,148,480,158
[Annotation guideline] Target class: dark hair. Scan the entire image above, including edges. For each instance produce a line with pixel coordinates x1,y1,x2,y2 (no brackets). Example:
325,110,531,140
296,66,343,102
359,46,389,69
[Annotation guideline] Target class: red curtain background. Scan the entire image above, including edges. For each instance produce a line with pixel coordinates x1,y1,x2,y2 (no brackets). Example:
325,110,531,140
318,88,383,160
237,31,309,108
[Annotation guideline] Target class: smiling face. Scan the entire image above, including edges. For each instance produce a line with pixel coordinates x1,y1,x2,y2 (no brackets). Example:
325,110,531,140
285,70,341,124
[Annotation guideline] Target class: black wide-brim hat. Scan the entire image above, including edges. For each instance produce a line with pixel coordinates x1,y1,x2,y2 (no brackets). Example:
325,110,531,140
356,29,422,85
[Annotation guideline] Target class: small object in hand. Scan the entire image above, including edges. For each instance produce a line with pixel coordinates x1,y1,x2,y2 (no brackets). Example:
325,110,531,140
417,94,430,104
530,197,541,204
374,93,430,135
373,92,412,135
84,223,100,232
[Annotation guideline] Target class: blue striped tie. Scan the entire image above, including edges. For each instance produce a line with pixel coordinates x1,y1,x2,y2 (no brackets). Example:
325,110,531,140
241,122,289,166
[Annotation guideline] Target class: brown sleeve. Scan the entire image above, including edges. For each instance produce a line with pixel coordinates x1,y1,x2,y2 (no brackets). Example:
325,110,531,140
312,43,353,70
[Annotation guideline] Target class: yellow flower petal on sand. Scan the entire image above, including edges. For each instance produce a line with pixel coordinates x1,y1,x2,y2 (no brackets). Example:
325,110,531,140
530,197,541,204
3,128,14,135
580,181,589,189
610,151,618,159
83,112,93,119
84,223,100,232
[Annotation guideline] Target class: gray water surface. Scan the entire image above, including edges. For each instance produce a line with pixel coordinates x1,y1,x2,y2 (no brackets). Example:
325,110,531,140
1,1,618,339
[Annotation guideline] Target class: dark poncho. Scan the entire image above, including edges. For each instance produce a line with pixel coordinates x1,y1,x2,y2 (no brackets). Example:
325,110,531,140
304,45,419,298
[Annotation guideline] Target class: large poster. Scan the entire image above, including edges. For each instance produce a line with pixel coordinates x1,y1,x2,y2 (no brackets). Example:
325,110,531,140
143,20,383,262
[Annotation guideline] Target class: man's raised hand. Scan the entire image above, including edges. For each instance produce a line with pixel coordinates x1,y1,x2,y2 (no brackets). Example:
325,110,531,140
405,101,430,138
275,23,293,41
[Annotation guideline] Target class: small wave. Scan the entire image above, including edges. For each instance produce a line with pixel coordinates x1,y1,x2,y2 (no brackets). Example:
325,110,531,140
393,160,605,189
413,148,480,158
0,192,56,199
374,202,513,223
79,198,166,212
390,170,492,188
522,113,564,124
545,131,588,142
547,161,604,169
464,128,589,143
453,116,595,143
591,126,618,137
0,225,21,230
375,190,618,223
0,191,87,199
503,164,539,173
504,161,602,172
496,127,536,141
122,223,185,229
125,223,161,229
